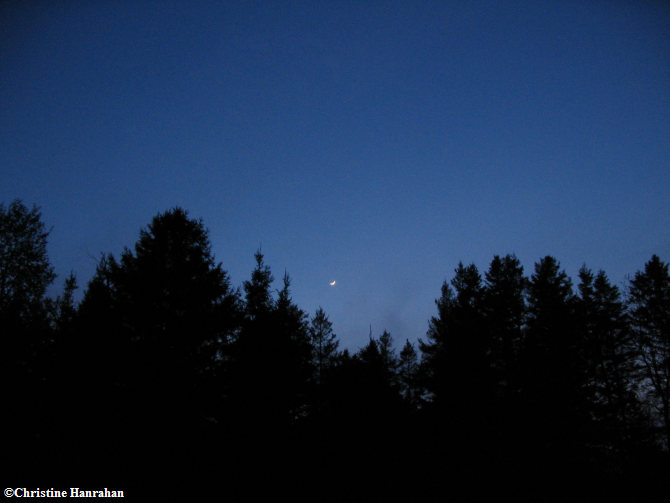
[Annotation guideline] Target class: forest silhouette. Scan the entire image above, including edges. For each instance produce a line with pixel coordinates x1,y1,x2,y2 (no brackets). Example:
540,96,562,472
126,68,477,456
2,200,669,499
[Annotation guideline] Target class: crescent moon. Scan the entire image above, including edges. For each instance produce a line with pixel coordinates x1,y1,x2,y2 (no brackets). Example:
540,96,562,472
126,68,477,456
329,280,336,286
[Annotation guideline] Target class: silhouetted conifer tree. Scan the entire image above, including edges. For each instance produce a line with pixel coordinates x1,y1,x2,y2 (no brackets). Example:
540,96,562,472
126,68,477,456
576,266,652,459
52,272,78,334
479,255,527,461
420,263,485,410
377,329,398,378
244,249,274,318
357,336,387,403
116,209,238,424
76,254,126,392
628,255,670,449
419,262,488,474
227,252,314,456
398,339,419,406
521,256,589,464
70,209,240,478
481,255,526,397
272,272,313,426
309,307,338,386
357,330,402,403
226,250,276,433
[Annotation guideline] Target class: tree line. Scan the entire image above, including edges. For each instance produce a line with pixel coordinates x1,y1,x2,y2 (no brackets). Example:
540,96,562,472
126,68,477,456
2,200,669,498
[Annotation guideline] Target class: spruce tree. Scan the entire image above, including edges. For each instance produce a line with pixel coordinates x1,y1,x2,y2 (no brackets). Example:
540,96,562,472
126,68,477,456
273,272,313,426
309,307,339,386
227,250,276,430
419,262,484,412
398,339,419,406
419,262,486,469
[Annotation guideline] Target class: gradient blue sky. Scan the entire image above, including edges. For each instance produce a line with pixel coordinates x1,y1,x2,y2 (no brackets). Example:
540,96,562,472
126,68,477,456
2,0,669,349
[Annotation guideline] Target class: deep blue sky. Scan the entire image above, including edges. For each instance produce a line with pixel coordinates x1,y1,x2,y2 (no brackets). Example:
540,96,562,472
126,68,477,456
2,0,669,350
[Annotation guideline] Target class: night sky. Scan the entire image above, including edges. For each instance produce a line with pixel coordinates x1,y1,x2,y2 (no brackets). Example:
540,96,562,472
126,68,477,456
2,1,669,349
